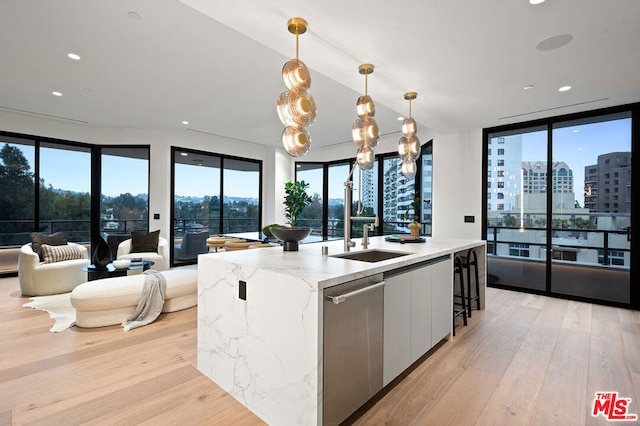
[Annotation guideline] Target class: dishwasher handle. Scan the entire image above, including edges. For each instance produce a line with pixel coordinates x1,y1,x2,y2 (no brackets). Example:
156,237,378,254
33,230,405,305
327,281,387,305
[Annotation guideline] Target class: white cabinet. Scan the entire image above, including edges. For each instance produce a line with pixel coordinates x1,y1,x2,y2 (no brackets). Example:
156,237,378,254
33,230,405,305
383,256,452,386
383,272,412,385
431,258,453,346
410,266,432,364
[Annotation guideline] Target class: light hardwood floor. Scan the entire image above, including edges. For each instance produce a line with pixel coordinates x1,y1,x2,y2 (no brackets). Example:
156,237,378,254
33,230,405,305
1,275,638,425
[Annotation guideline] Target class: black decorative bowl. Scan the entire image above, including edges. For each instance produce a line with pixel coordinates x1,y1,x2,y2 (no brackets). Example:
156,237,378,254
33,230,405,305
270,227,312,251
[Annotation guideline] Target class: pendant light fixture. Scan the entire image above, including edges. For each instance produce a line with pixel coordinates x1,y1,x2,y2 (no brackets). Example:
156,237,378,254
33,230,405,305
277,18,317,157
398,92,420,179
352,64,379,170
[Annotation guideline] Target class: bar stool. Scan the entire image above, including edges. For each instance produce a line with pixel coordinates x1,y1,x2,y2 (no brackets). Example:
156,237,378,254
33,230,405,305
463,247,481,318
452,253,467,336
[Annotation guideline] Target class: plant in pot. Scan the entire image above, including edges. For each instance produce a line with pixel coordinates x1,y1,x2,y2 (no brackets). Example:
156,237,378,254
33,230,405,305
270,180,313,251
400,195,423,238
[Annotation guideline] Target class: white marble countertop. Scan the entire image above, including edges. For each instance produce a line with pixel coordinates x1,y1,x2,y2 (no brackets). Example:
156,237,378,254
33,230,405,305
199,236,485,289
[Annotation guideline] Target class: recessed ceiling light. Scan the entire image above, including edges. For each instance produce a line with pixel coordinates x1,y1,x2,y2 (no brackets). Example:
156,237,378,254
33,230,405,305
182,120,189,125
67,53,81,61
524,85,534,90
128,11,141,19
397,116,404,121
52,91,63,97
558,85,572,92
530,0,546,4
83,88,92,93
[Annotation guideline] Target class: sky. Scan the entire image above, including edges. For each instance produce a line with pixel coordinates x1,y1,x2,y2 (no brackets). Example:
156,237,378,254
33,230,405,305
521,117,631,206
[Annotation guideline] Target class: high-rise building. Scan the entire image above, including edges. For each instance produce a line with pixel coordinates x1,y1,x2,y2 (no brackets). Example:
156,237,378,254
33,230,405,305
487,135,523,211
584,152,631,213
522,161,573,194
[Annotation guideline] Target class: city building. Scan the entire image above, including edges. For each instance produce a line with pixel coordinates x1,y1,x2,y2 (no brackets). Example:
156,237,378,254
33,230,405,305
584,152,632,213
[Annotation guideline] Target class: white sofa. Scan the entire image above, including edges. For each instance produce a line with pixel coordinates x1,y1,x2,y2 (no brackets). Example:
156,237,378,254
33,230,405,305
70,268,197,328
18,242,90,296
116,236,169,271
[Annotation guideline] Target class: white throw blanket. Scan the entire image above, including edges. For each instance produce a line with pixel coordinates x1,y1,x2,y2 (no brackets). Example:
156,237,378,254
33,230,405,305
122,270,167,332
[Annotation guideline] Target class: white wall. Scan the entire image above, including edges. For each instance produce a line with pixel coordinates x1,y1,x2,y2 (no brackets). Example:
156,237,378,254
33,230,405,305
432,129,483,239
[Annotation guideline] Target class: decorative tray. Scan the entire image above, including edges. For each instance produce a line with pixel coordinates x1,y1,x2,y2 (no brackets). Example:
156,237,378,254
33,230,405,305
385,235,426,243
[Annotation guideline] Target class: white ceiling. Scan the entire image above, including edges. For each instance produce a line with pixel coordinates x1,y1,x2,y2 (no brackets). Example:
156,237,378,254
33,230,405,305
1,0,639,151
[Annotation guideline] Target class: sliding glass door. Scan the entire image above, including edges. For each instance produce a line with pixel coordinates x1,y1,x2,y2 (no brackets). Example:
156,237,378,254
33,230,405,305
549,113,631,303
486,126,548,292
485,107,634,307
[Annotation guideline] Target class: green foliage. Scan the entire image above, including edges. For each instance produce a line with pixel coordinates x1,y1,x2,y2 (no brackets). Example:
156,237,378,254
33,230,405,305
400,196,421,223
284,180,312,227
503,213,517,227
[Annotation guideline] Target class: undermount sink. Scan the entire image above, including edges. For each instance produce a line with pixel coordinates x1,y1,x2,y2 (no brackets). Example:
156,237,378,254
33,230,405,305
330,249,411,263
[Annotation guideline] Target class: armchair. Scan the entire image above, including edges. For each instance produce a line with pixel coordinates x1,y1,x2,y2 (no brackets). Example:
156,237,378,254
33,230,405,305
18,242,90,296
174,231,210,261
116,236,169,271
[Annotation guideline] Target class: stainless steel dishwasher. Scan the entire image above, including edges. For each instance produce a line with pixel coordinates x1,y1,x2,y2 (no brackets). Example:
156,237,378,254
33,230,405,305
323,273,385,426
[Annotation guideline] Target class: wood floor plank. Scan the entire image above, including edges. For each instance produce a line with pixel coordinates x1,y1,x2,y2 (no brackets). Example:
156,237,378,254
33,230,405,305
416,366,501,426
586,319,639,425
475,344,552,425
562,300,593,333
522,296,568,352
529,327,590,426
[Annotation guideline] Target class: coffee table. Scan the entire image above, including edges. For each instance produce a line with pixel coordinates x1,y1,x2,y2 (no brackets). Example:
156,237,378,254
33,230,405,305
82,260,154,281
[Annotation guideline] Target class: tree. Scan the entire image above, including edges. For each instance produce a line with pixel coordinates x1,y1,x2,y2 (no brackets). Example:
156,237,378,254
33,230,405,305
0,144,34,222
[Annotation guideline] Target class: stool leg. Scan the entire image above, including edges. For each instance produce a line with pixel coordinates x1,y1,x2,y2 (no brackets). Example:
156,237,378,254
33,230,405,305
466,248,480,317
453,254,467,336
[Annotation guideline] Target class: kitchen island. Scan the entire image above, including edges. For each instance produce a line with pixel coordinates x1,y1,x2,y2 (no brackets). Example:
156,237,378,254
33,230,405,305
197,236,486,425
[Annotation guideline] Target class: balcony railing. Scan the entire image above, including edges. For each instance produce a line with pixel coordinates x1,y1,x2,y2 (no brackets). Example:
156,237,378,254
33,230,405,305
487,225,630,267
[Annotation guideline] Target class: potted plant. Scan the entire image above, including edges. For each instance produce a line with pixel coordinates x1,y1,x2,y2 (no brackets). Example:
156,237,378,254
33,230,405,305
270,180,313,251
400,195,422,238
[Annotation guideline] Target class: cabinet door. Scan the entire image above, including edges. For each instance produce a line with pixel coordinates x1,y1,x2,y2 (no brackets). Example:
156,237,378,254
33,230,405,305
410,267,432,364
431,258,453,346
383,274,412,386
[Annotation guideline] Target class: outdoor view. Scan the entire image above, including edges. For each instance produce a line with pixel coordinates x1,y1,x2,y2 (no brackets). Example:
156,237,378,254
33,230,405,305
0,138,149,272
487,112,631,303
172,150,261,263
296,144,433,240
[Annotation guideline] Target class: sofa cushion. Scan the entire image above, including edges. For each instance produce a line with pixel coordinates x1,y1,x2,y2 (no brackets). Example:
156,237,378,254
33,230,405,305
41,243,85,263
130,230,160,253
30,231,67,261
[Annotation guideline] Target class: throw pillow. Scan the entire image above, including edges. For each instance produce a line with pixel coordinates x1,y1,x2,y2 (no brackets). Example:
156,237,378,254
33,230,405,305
41,243,84,264
30,231,68,261
130,230,160,253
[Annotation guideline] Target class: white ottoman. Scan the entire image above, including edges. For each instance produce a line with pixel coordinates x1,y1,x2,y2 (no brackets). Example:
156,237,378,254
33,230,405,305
70,269,197,328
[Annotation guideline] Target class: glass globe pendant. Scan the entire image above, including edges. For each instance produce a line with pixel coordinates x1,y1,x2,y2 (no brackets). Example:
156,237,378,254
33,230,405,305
282,126,311,157
277,18,316,157
352,64,380,166
356,145,374,170
401,158,417,179
398,92,420,178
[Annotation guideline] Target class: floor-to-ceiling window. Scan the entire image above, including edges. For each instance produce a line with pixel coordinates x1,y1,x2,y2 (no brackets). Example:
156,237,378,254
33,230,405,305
296,163,324,237
222,158,260,233
0,132,150,274
100,147,150,234
39,143,92,243
294,140,433,241
0,136,35,272
327,162,351,240
484,104,638,308
171,147,262,265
